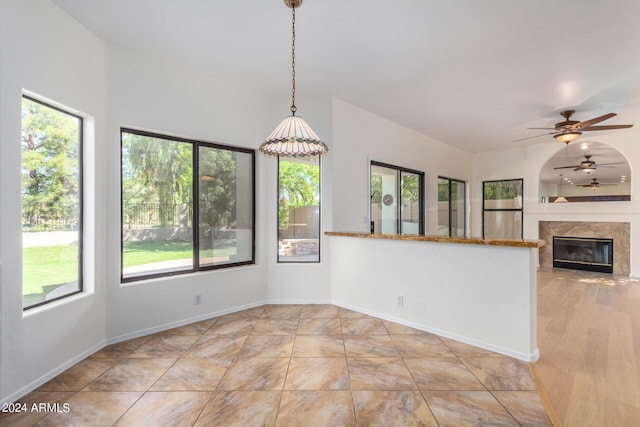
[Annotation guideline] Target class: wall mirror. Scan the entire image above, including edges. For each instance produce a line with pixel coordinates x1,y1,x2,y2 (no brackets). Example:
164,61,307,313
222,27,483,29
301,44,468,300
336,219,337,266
539,141,631,202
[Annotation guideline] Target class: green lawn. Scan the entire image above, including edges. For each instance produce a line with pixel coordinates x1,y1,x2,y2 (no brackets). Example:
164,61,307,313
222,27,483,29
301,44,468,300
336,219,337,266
122,240,236,267
23,240,236,304
23,244,79,304
122,240,193,267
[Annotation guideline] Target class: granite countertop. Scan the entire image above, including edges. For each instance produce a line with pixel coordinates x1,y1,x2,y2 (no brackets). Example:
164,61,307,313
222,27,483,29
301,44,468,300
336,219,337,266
324,231,544,248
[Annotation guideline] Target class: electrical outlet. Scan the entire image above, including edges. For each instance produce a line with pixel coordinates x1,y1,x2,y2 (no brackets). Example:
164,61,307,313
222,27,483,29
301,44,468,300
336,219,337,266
397,295,404,307
194,294,202,305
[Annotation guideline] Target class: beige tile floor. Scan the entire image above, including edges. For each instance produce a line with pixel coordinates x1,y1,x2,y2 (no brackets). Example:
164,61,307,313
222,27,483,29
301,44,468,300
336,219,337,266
1,305,552,426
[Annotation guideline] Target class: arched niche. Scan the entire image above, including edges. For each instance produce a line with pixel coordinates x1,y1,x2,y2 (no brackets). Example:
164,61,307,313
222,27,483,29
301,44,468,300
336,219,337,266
539,141,631,202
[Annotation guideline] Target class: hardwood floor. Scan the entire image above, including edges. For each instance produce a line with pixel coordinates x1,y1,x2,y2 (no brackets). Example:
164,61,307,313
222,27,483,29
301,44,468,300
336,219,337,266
533,268,640,426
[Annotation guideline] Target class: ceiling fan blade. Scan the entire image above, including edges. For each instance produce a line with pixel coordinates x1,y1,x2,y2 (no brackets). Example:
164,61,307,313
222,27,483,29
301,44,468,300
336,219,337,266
581,124,633,131
597,162,625,167
513,132,556,142
577,182,616,187
577,113,617,128
553,165,580,169
527,127,557,130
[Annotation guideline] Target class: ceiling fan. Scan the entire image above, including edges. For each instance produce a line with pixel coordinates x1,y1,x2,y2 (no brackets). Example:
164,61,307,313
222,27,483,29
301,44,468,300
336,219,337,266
553,155,624,172
576,178,617,190
515,110,633,143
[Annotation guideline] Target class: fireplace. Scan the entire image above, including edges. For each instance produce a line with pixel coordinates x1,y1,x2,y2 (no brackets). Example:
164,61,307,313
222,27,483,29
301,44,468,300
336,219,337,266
539,222,629,275
553,236,613,273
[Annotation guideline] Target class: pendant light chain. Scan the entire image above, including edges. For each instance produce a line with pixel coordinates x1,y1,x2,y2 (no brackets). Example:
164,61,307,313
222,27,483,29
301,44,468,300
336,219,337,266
290,6,297,115
259,0,328,158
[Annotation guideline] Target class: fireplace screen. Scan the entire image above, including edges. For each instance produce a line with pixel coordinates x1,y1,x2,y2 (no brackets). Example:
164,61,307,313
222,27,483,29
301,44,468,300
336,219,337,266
553,236,613,273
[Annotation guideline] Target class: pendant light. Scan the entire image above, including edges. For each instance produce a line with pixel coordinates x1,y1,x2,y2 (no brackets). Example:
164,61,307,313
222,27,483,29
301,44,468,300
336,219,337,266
554,174,568,203
259,0,328,158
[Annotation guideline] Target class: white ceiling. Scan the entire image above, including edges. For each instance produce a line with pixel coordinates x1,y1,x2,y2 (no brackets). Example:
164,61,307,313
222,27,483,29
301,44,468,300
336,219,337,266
51,0,640,153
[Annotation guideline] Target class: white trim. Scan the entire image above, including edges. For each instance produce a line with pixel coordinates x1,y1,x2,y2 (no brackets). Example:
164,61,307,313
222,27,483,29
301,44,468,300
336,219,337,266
106,300,267,345
0,341,105,406
22,291,93,318
4,300,267,404
265,298,332,305
333,300,540,362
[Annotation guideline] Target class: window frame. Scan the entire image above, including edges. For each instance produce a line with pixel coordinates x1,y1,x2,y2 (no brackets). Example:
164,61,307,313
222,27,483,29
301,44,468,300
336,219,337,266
370,160,425,235
120,128,255,283
22,94,84,310
482,178,523,239
437,176,467,237
277,155,322,264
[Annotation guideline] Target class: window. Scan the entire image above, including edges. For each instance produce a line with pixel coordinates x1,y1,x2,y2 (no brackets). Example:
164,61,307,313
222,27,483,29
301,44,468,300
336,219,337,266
121,129,254,281
438,177,466,237
370,161,424,235
22,95,83,309
278,155,320,262
483,179,523,239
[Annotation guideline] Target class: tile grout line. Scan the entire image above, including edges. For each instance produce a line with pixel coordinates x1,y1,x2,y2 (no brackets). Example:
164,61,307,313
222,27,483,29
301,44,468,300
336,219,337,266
10,304,552,426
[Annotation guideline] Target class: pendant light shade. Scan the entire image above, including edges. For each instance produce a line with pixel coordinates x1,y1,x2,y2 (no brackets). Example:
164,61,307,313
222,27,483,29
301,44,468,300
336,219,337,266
259,0,328,158
260,115,328,157
553,173,568,203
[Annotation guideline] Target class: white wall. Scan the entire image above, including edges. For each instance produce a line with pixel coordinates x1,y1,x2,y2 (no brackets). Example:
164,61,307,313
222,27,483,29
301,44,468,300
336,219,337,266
105,47,271,339
0,0,107,402
331,98,473,235
330,236,539,361
264,95,334,303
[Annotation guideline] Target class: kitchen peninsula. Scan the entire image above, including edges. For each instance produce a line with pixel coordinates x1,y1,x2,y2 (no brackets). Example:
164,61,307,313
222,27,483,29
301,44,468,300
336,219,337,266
326,232,543,361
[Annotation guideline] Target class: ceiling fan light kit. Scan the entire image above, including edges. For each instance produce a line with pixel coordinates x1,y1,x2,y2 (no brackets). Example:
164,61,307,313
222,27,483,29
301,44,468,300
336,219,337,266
554,131,581,144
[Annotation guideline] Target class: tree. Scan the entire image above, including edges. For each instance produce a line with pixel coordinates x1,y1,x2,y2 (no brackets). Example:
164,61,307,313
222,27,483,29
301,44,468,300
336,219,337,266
371,172,420,204
438,179,449,201
370,174,382,204
122,133,193,227
401,173,419,203
278,159,319,230
484,180,522,200
199,148,236,239
21,98,80,229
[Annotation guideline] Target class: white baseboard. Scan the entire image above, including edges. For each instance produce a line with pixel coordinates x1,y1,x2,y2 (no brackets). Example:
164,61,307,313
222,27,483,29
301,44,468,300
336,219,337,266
106,300,268,345
264,298,332,305
332,300,540,363
2,300,267,405
1,341,105,406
